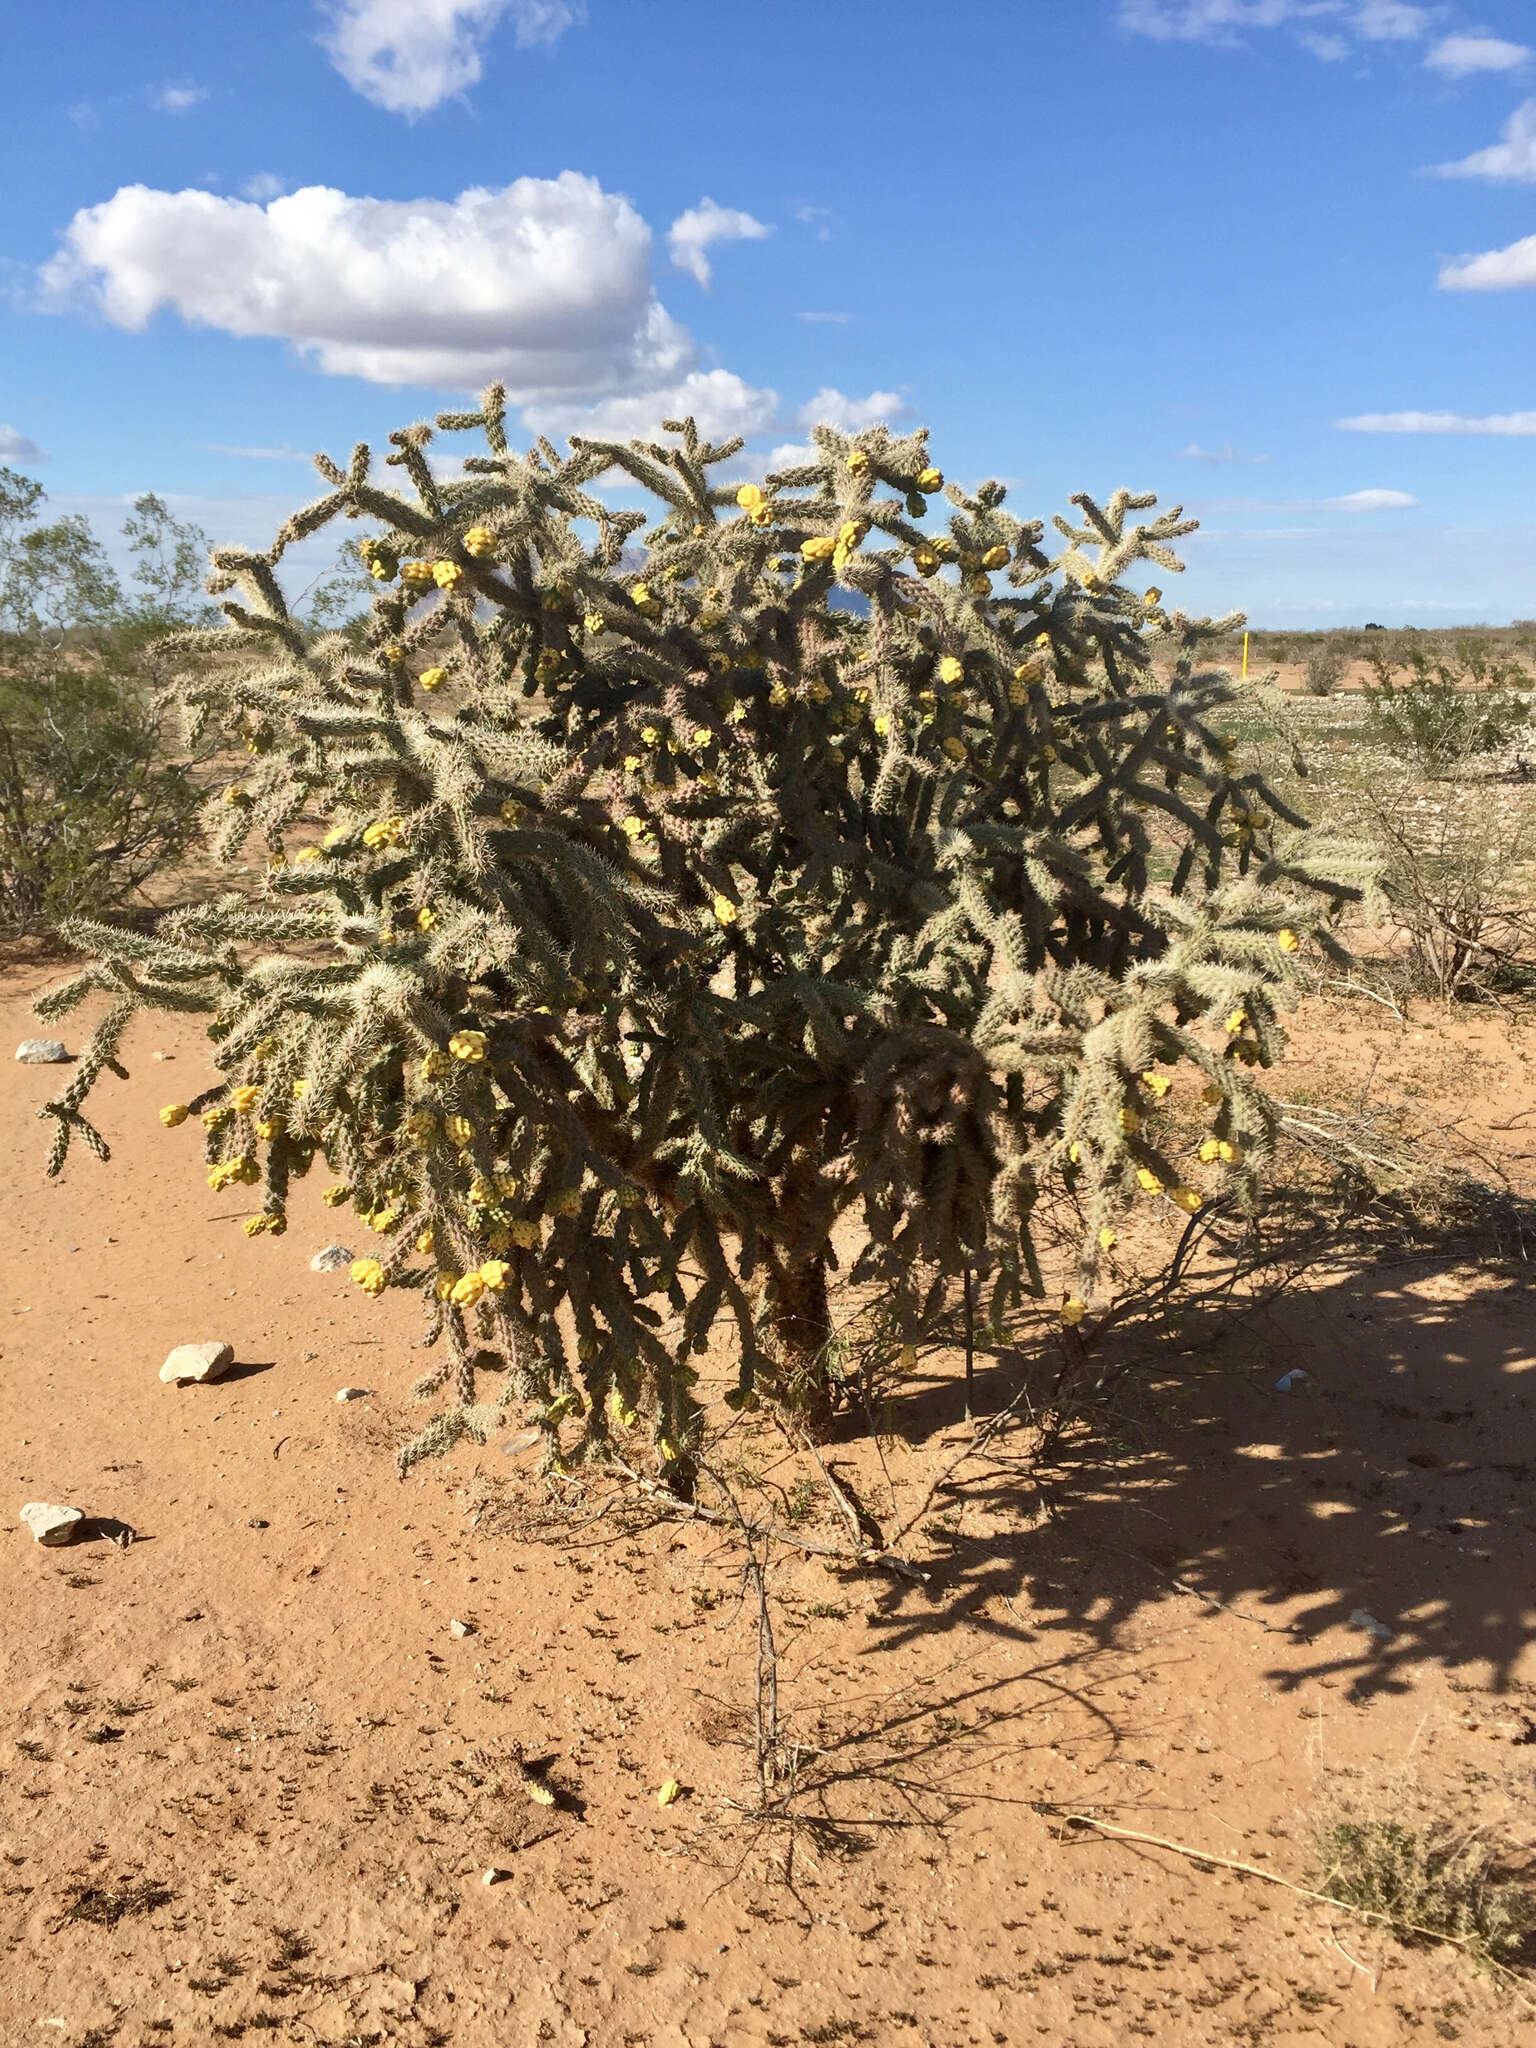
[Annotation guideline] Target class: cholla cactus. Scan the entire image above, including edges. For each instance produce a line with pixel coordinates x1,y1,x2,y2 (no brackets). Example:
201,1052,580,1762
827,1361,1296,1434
35,391,1371,1474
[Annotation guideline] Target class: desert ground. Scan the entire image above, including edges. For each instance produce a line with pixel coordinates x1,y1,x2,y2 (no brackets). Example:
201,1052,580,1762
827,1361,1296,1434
2,935,1534,2048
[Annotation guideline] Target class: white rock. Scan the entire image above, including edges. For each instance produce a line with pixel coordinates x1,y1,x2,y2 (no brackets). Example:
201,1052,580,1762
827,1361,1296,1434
335,1386,372,1403
482,1868,510,1887
449,1617,476,1638
310,1245,355,1273
159,1341,235,1386
14,1039,68,1064
1348,1607,1395,1643
20,1503,83,1546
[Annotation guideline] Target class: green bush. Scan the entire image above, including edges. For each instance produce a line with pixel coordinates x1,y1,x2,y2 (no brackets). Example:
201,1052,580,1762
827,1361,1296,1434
0,640,205,936
36,394,1370,1473
1364,640,1530,776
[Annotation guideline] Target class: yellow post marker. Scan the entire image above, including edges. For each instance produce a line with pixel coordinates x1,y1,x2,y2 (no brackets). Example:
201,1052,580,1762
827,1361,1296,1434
1242,631,1250,682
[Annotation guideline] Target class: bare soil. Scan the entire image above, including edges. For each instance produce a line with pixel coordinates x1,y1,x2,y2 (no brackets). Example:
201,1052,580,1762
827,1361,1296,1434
2,963,1535,2047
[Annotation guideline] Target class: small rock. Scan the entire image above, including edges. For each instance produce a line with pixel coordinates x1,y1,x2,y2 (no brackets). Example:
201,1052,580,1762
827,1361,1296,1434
335,1386,371,1403
14,1039,68,1064
159,1341,234,1386
1274,1369,1310,1393
248,1517,270,1529
20,1503,83,1546
310,1245,355,1273
152,1051,174,1062
1348,1607,1395,1643
448,1617,475,1638
482,1868,510,1887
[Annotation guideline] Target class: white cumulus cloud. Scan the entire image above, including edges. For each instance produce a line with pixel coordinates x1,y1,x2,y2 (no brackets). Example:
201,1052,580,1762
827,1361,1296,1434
521,368,779,445
0,425,49,463
1439,231,1536,290
38,174,700,397
1338,407,1536,434
793,387,908,433
150,82,207,113
1425,33,1530,78
1432,98,1536,182
318,0,585,116
666,199,772,290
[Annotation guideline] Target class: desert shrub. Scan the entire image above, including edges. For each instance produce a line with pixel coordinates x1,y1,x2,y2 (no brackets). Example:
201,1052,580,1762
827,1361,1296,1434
1302,639,1349,697
1364,640,1530,776
0,478,219,935
34,394,1371,1475
1309,1808,1534,1964
0,640,205,935
1363,787,1536,1001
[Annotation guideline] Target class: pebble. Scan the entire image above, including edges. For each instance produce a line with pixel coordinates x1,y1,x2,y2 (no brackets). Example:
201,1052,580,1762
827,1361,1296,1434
159,1340,235,1386
310,1245,355,1273
449,1617,476,1638
152,1051,174,1062
14,1039,68,1064
20,1503,83,1546
482,1868,510,1887
335,1386,372,1403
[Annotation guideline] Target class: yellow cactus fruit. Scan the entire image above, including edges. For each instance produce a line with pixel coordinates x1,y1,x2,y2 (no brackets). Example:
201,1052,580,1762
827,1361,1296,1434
291,1078,310,1100
847,449,871,475
913,549,939,575
159,1103,190,1128
449,1029,487,1062
551,1189,583,1218
981,545,1010,570
416,1228,434,1256
1142,1071,1173,1100
432,559,463,589
607,1388,638,1428
657,1779,682,1807
1098,1227,1117,1251
1117,1107,1140,1136
350,1258,386,1295
1144,586,1162,605
1225,1009,1248,1036
712,893,738,925
450,1272,486,1308
938,655,965,685
1136,1166,1163,1193
629,581,654,608
229,1084,260,1115
917,467,943,491
443,1114,473,1148
1060,1298,1087,1326
942,737,967,764
322,1184,351,1207
433,1272,459,1302
507,1218,539,1249
418,666,448,692
254,1116,286,1141
463,525,497,557
419,1048,452,1083
801,535,837,562
736,483,765,510
1067,1141,1081,1163
1217,1139,1242,1164
1199,1136,1221,1164
400,560,434,585
1278,928,1300,953
478,1259,511,1291
1170,1186,1203,1214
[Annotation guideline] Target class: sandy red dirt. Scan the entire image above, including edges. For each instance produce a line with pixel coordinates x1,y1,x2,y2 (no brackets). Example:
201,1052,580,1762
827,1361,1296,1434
2,959,1534,2047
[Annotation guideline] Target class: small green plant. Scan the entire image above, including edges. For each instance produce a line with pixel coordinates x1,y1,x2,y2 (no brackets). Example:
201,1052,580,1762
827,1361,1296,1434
1364,641,1530,776
1309,1810,1534,1965
36,394,1370,1475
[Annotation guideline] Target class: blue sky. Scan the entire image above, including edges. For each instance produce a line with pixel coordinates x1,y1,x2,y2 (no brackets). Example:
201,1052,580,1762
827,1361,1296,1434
6,0,1536,626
